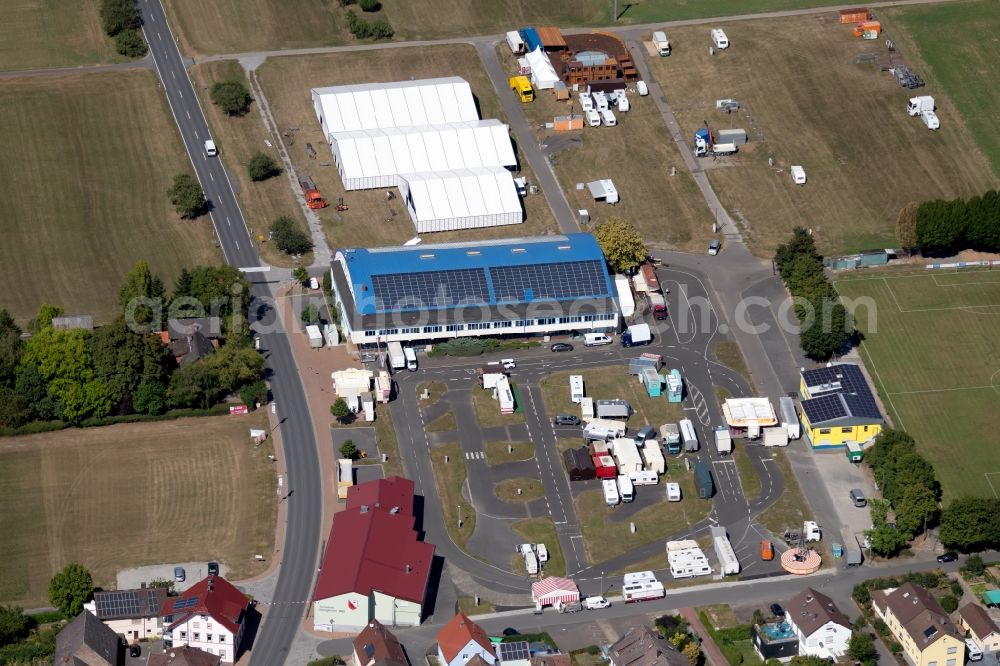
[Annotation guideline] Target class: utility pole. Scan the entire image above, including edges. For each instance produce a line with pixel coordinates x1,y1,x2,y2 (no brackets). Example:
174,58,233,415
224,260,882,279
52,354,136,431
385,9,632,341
458,505,463,528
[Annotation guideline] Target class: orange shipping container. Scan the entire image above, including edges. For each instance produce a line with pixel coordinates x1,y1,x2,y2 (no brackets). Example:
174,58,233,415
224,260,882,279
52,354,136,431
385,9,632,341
553,116,584,131
852,21,881,37
839,7,870,23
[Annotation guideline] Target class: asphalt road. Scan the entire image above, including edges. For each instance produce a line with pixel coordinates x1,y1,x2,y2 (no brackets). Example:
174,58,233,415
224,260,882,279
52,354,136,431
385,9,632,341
138,1,322,663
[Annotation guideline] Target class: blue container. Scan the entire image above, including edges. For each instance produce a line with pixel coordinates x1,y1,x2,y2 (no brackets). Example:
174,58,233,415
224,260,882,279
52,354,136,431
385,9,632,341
520,28,542,52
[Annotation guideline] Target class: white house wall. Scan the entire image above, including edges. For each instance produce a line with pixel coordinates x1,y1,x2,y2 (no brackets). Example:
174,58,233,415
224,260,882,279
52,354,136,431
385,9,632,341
371,590,422,628
168,615,239,663
313,592,370,633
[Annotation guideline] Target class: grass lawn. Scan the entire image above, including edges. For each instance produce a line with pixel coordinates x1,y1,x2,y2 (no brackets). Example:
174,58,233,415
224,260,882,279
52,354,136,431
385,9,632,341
495,477,544,503
575,472,709,564
713,341,756,392
835,269,1000,500
471,386,525,429
417,382,447,409
886,0,1000,179
255,45,556,253
0,0,113,70
425,411,457,433
650,15,995,256
430,443,475,550
612,551,669,576
0,72,220,325
457,596,496,616
756,450,813,536
495,44,714,252
734,449,761,501
541,367,684,431
0,415,275,606
512,518,566,576
189,60,310,269
484,440,534,465
374,403,403,478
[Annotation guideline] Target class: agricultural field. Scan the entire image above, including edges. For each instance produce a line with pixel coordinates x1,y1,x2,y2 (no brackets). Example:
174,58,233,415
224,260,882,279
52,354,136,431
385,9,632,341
189,60,311,267
0,0,112,71
165,0,864,58
256,45,556,252
885,0,1000,180
495,45,714,252
835,268,1000,501
650,14,995,256
0,72,219,325
0,415,276,607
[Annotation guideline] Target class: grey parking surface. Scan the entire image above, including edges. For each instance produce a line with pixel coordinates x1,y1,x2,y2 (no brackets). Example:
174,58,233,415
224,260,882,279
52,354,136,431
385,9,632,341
331,426,378,461
117,561,228,592
809,451,876,546
356,464,385,485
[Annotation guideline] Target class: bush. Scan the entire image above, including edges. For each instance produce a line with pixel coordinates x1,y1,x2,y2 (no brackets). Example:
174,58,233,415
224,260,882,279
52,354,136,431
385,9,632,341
345,9,393,39
940,595,959,613
916,191,1000,255
358,0,381,10
585,645,601,656
248,153,281,181
240,381,268,409
951,581,964,597
719,644,743,666
270,217,313,255
100,0,140,36
210,80,252,116
853,582,872,606
873,619,889,637
114,28,147,56
167,173,206,218
963,554,986,577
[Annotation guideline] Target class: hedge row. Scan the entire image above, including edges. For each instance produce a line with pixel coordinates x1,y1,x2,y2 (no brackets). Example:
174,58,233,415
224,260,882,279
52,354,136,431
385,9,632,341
915,190,1000,255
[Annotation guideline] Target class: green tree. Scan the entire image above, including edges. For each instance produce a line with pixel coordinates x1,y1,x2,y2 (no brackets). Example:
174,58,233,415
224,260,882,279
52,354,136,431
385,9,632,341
90,317,171,410
0,309,24,387
917,199,965,255
168,173,206,218
867,524,908,557
118,261,166,330
19,328,112,423
240,380,268,409
133,379,167,415
774,226,819,281
48,564,93,618
848,631,878,666
301,304,320,325
248,153,280,182
114,28,147,57
790,656,834,666
293,267,309,285
206,344,264,393
358,0,381,10
940,496,1000,551
183,265,252,335
270,217,313,255
681,640,701,666
331,398,350,423
0,387,32,429
895,202,919,252
210,80,252,116
100,0,140,36
14,362,61,421
27,304,64,335
940,595,959,613
173,268,194,301
0,604,32,646
962,554,986,577
339,440,358,459
369,17,394,38
167,362,219,409
594,218,648,273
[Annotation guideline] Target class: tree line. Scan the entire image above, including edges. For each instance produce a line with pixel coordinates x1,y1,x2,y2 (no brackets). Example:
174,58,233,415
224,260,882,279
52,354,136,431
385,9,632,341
99,0,148,57
0,261,265,430
774,227,853,360
896,190,1000,255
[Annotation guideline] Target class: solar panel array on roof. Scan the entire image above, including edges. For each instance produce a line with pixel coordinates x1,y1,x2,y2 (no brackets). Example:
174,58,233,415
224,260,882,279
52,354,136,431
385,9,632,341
95,590,143,618
490,260,609,302
801,394,848,424
372,268,490,310
801,364,881,422
172,597,199,611
498,641,531,662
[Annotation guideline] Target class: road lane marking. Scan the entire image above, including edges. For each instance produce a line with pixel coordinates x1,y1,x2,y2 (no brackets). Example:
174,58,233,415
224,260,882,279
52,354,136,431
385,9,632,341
177,89,182,99
234,239,240,250
185,110,190,119
170,71,175,79
209,172,215,182
157,32,162,41
227,217,232,227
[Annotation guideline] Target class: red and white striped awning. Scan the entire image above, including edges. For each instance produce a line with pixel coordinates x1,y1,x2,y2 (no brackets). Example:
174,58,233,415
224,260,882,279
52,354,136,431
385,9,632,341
531,577,580,605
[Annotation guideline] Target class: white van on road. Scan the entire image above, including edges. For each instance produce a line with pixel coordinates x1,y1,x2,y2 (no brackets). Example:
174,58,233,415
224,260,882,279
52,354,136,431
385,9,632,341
584,333,613,346
204,140,218,156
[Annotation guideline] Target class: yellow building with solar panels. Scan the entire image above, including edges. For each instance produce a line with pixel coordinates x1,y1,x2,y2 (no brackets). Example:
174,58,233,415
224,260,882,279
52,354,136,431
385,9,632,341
798,364,883,449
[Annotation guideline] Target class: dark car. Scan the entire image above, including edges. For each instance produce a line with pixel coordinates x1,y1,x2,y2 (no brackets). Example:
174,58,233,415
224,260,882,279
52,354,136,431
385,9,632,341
208,561,220,576
129,644,141,658
503,627,519,637
553,414,581,426
550,343,574,352
770,603,785,617
937,552,958,563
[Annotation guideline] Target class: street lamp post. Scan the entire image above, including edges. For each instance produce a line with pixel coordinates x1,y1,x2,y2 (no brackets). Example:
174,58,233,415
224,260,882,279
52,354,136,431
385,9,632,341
458,505,463,528
600,571,605,596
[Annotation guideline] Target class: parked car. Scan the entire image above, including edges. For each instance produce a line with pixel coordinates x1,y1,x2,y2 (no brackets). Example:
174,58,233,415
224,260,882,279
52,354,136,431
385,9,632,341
501,359,516,370
708,239,722,255
129,644,141,658
550,343,574,352
770,603,785,617
503,627,519,637
208,562,219,576
849,488,867,507
937,552,958,563
174,567,186,582
553,414,581,426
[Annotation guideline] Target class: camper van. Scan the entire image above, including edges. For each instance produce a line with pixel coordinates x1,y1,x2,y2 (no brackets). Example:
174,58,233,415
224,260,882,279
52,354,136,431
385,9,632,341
570,375,585,404
603,478,621,506
592,91,609,111
579,92,594,112
586,109,601,127
584,419,628,441
584,333,613,346
679,418,699,451
600,109,617,127
617,475,634,502
666,482,681,502
710,28,729,49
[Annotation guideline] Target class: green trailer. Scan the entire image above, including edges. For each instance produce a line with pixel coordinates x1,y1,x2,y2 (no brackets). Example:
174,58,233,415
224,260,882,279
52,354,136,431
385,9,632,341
846,441,863,463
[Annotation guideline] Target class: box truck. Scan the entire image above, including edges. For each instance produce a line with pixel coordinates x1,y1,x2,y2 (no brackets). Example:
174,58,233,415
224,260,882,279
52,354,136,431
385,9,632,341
661,423,682,454
506,30,526,54
403,346,417,371
337,458,354,500
621,323,651,347
695,462,714,498
680,419,699,452
713,426,732,455
387,341,405,370
779,396,800,440
652,30,671,56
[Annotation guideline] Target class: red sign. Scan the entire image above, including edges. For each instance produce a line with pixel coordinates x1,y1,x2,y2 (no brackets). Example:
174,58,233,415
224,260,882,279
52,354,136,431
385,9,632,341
230,405,249,415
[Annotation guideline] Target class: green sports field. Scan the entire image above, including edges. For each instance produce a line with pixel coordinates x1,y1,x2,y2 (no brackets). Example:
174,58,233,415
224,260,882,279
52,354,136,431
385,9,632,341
835,268,1000,500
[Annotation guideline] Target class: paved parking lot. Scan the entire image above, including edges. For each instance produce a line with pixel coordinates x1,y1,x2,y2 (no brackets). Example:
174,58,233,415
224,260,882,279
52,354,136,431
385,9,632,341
809,449,875,547
117,561,228,592
330,426,378,461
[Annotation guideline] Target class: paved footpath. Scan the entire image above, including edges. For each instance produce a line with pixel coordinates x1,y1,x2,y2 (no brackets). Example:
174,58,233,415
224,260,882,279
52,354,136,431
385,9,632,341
680,607,729,666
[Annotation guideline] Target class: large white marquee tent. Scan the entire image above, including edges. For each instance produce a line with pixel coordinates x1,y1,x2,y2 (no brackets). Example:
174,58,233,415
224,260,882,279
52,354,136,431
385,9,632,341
398,167,523,233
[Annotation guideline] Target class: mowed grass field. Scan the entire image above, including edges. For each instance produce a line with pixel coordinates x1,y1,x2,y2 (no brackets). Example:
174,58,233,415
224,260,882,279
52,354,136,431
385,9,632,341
0,0,112,70
885,0,1000,180
165,0,865,58
256,45,556,252
0,72,219,324
835,268,1000,501
650,14,995,256
494,45,714,252
0,416,276,606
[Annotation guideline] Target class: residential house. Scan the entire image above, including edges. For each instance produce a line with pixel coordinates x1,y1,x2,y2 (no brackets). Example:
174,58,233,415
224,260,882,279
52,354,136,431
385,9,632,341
54,611,124,666
496,641,531,666
798,364,884,449
872,583,965,666
352,619,409,666
607,625,688,666
436,613,496,666
161,317,222,367
161,575,249,663
148,646,222,666
959,603,1000,660
313,477,436,632
783,587,852,659
84,585,168,643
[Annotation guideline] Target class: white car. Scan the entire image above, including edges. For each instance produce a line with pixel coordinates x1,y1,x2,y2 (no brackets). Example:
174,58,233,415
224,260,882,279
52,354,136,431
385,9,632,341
584,596,611,610
501,359,516,370
535,544,549,562
309,277,320,290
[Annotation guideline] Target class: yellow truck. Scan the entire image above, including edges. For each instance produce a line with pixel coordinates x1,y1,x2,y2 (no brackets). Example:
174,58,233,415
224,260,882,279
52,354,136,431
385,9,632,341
509,75,534,103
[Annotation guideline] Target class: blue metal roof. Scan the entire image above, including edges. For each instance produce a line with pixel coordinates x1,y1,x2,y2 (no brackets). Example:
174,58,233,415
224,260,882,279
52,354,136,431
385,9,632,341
338,233,614,315
520,28,542,53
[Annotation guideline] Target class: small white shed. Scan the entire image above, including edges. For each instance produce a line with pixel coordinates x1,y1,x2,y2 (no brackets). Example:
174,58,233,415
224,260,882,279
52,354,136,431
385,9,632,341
791,165,806,185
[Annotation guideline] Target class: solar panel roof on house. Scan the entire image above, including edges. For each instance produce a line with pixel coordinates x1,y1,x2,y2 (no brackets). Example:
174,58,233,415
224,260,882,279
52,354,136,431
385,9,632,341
172,597,200,611
93,588,164,620
498,641,531,662
800,364,882,425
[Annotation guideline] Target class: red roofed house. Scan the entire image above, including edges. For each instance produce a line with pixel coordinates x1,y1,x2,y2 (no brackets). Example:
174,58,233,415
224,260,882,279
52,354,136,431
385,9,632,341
161,575,249,664
313,476,436,633
436,613,497,666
